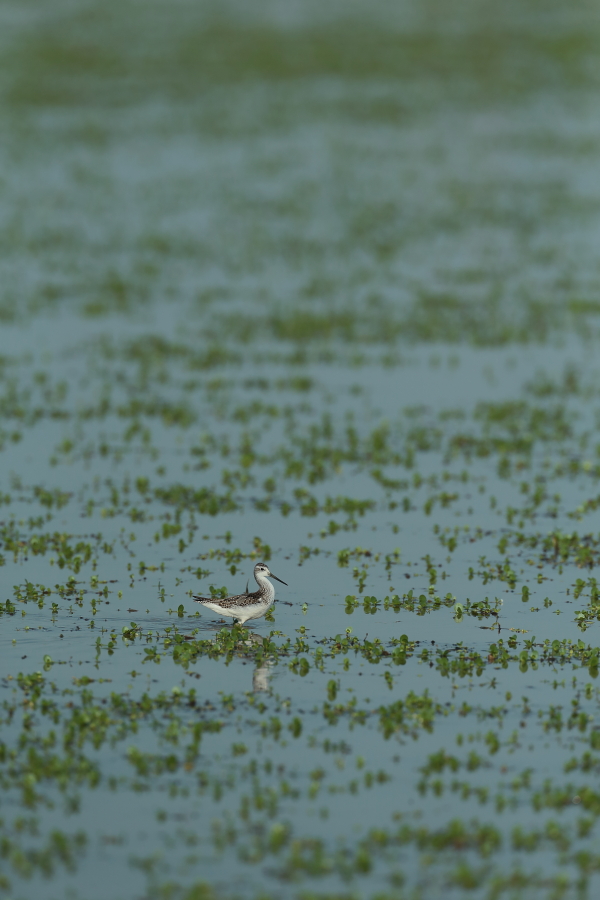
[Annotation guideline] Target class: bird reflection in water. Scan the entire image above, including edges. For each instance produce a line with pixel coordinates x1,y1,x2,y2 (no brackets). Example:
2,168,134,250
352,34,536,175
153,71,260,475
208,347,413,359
252,660,273,692
239,632,274,692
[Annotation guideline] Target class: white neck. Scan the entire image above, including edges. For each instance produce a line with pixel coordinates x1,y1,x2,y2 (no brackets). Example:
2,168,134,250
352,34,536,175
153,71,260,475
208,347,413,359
255,571,275,603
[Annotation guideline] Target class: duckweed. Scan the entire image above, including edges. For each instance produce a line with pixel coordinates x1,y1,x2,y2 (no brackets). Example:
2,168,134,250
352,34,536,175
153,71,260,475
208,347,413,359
3,0,600,897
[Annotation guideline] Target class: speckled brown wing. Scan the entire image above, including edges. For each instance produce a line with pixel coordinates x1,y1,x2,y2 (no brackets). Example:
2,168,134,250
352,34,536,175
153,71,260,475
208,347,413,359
192,590,263,608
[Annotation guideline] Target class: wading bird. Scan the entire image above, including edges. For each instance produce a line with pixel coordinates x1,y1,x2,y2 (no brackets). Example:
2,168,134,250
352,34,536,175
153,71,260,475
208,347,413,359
192,562,287,625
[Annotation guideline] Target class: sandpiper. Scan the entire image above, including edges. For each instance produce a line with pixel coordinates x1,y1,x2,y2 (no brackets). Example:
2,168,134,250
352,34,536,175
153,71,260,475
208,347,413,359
192,562,287,625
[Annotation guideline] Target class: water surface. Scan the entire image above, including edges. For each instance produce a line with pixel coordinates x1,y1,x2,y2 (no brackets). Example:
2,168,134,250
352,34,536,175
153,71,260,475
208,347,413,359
2,2,600,898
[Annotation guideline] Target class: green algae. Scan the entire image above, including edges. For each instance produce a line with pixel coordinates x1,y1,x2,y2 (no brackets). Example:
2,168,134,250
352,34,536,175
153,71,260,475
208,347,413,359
2,0,600,897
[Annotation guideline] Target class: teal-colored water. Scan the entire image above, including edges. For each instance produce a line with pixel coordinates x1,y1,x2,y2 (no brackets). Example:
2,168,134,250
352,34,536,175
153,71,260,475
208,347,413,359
2,2,600,898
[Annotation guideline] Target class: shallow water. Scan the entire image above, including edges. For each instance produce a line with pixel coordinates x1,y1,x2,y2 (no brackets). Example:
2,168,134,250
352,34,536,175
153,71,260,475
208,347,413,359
2,1,600,898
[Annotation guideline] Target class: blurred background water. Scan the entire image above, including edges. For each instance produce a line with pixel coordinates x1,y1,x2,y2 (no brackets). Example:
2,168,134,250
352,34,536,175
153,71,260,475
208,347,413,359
2,2,600,899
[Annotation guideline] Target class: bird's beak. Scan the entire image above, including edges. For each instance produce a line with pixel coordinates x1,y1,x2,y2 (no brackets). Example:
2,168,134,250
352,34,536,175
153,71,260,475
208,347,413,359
271,573,287,586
